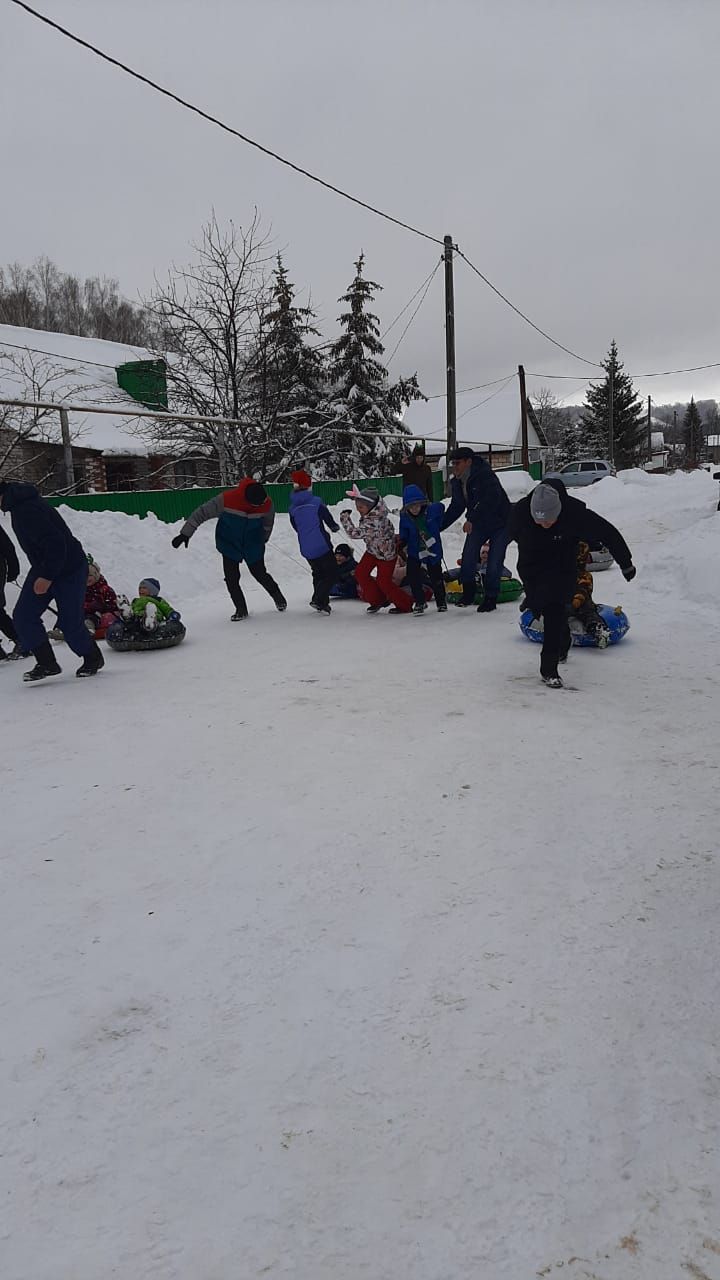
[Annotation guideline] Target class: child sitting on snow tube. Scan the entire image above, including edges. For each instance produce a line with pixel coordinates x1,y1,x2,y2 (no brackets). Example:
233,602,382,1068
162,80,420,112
107,577,186,652
570,542,612,646
519,542,630,648
84,555,121,638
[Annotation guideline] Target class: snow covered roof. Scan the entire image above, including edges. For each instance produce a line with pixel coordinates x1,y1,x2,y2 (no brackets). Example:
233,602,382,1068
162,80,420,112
0,324,160,456
403,376,545,450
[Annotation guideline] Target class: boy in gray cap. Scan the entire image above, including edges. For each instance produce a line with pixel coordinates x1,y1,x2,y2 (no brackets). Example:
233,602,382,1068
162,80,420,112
508,478,636,687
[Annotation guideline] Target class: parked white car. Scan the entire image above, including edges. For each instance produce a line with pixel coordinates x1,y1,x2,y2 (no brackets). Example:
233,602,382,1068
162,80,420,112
545,459,616,487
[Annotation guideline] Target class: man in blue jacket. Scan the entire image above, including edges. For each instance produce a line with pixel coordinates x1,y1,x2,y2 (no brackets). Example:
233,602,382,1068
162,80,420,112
288,469,340,614
0,482,104,681
440,447,511,611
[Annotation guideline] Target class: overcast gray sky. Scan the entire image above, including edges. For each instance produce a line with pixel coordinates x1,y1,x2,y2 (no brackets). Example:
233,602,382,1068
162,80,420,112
3,0,720,424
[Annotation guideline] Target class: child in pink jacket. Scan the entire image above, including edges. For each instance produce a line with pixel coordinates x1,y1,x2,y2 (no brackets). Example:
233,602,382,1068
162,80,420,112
339,486,412,613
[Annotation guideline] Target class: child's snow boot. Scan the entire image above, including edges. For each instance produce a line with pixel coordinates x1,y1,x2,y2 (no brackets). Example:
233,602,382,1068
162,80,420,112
412,601,427,615
231,609,248,621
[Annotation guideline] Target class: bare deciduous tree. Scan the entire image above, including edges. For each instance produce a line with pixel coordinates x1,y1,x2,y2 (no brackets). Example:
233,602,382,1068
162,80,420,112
145,211,277,483
0,351,86,483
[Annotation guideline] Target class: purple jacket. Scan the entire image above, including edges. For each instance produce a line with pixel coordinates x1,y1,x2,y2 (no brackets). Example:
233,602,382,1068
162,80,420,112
289,490,339,560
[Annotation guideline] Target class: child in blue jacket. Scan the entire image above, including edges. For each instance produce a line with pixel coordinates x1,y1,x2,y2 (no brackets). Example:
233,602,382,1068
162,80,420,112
398,485,447,614
288,470,340,614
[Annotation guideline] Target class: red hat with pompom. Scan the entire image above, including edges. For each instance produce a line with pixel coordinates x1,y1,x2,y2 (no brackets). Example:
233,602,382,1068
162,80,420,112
291,469,312,489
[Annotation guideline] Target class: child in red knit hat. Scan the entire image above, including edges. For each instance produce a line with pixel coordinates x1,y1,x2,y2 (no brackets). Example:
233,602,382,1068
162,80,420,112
288,470,340,614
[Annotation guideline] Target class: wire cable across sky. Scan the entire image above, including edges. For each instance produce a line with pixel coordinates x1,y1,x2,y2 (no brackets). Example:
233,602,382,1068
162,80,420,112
11,0,611,373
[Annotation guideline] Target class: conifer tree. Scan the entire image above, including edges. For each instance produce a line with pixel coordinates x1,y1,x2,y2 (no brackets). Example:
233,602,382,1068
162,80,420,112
251,255,327,476
682,396,704,467
580,341,645,467
323,253,423,475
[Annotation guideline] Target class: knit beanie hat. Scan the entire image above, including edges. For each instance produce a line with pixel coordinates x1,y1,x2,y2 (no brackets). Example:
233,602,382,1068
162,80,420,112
245,482,268,507
86,556,101,585
530,483,562,524
139,577,161,597
334,543,353,559
345,484,380,510
291,469,312,490
412,443,425,457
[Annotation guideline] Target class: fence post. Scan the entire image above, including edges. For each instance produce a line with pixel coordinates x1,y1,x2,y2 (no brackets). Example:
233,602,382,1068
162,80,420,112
59,407,75,491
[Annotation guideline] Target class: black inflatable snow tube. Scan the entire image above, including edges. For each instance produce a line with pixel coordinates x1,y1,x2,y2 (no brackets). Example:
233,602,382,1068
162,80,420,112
106,620,186,652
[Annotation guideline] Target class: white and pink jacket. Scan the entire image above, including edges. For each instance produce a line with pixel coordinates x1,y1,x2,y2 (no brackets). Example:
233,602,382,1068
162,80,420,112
340,500,397,561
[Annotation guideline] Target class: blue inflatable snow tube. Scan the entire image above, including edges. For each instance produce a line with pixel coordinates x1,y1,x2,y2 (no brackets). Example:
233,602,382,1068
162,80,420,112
519,603,630,647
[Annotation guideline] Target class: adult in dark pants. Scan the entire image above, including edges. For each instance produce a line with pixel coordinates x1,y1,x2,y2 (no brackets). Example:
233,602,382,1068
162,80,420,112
0,482,104,681
172,478,287,619
0,522,21,659
508,479,636,688
440,447,511,611
401,444,434,502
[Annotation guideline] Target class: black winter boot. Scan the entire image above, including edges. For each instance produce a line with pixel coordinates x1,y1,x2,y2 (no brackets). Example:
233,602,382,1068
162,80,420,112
76,640,105,678
477,597,497,613
24,640,62,683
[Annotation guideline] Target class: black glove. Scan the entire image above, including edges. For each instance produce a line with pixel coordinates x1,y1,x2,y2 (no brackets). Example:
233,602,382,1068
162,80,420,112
171,534,189,549
622,565,636,582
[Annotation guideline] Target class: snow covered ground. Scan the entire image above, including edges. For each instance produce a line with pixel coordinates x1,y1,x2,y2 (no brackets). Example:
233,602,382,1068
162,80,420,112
3,471,720,1280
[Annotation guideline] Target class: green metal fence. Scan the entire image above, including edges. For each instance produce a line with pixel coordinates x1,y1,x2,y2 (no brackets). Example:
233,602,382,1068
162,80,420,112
48,463,541,523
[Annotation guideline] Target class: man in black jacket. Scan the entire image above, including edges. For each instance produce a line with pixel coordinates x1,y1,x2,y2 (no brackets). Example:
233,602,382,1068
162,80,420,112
509,479,636,687
0,522,21,659
441,447,511,610
0,482,104,682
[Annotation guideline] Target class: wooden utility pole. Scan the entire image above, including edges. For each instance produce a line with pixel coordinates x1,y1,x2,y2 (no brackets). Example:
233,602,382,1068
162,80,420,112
608,365,615,466
59,407,75,492
518,365,530,472
647,395,652,464
443,236,457,473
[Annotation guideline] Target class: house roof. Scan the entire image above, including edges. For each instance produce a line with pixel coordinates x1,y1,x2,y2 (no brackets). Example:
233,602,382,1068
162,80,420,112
403,376,546,450
0,324,159,456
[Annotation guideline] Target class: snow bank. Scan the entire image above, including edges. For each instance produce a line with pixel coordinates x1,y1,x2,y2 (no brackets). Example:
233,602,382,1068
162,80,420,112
582,468,720,608
32,468,715,618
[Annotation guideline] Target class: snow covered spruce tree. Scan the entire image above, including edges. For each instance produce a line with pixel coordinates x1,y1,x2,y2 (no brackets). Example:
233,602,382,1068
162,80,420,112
322,253,424,475
249,255,328,480
682,396,705,467
579,341,645,467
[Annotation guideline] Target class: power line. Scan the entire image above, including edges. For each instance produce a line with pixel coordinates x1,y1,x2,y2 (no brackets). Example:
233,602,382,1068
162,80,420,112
527,360,720,380
627,361,720,379
456,375,516,422
11,4,720,384
386,262,441,364
426,374,515,400
10,0,443,248
381,261,441,342
0,335,118,369
455,248,602,368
